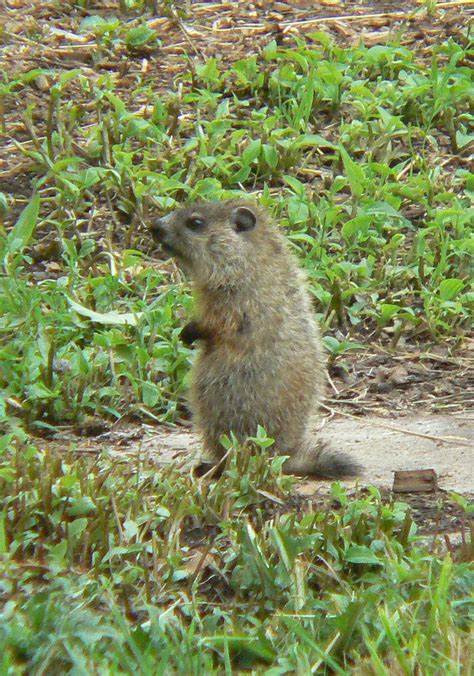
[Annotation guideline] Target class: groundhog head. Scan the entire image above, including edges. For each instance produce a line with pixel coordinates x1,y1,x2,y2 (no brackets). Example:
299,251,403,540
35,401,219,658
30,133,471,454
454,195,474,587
150,200,267,288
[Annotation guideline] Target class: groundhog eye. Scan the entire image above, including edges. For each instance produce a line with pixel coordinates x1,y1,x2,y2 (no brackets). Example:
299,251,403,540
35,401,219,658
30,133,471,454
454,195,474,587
186,216,206,231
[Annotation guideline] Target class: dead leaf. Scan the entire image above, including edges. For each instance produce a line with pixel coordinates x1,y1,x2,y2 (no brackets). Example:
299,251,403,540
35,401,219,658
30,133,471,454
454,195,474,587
374,365,410,392
67,297,143,326
183,548,218,577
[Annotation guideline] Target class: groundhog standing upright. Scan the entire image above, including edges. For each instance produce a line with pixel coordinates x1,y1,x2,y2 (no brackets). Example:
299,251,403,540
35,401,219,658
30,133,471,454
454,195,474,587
150,200,360,478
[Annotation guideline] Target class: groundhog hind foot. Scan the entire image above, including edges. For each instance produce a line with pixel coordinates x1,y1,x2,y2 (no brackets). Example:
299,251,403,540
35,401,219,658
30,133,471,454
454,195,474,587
193,459,223,478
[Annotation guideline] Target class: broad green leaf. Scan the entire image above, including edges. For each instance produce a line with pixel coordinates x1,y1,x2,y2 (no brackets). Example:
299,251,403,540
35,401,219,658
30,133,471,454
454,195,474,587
379,303,401,320
195,58,220,83
142,381,160,407
79,15,108,31
270,528,293,572
345,545,382,565
123,519,139,541
323,336,364,354
126,25,157,48
52,156,83,172
263,144,278,169
69,518,88,538
0,468,15,482
58,69,81,86
283,175,306,196
340,146,365,199
287,232,317,245
308,30,333,48
101,546,131,563
439,278,464,300
364,201,408,222
67,496,96,517
341,215,371,241
288,198,309,224
6,194,40,255
192,178,222,197
230,165,251,184
0,192,8,216
105,91,126,117
283,49,308,70
204,634,275,666
242,139,262,165
294,133,337,149
456,130,474,149
19,68,53,85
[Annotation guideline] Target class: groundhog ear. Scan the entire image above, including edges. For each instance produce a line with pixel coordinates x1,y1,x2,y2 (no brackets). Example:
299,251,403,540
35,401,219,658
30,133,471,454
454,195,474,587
232,206,256,232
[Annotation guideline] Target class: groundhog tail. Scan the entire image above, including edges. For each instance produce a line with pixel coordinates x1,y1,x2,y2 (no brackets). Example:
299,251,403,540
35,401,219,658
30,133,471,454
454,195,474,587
311,449,362,479
284,441,362,479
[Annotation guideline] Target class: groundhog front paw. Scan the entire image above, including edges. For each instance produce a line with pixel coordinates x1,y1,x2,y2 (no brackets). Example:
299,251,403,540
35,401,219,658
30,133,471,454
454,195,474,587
180,321,208,345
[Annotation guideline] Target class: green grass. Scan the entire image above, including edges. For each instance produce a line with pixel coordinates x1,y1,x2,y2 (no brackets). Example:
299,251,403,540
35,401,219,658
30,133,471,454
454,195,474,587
0,12,473,674
0,432,472,673
1,29,472,427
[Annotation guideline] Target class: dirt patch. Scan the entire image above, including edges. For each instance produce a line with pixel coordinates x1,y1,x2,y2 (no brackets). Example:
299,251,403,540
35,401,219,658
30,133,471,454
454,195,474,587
328,342,474,416
316,412,473,491
39,410,473,542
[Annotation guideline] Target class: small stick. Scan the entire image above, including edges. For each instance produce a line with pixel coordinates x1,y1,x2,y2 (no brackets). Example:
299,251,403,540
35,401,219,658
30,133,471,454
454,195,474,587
196,2,473,33
190,540,215,585
280,2,474,29
326,371,340,395
199,447,234,480
321,404,472,446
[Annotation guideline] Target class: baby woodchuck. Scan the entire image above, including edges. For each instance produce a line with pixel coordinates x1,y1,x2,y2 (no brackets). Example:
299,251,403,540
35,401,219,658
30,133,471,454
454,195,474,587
150,199,360,478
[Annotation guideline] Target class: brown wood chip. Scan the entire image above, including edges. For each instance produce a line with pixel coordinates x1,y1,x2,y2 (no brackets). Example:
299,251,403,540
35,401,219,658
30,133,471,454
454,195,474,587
393,469,439,493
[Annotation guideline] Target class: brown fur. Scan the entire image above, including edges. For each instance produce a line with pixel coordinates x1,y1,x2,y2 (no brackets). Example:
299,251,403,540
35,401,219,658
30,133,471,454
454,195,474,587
150,199,360,478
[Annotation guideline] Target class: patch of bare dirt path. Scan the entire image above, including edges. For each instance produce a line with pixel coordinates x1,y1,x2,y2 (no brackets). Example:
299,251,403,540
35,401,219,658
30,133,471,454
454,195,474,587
37,409,473,546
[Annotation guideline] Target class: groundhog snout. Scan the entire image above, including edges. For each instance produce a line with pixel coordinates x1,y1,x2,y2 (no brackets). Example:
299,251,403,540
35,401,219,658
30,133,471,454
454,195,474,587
149,217,168,243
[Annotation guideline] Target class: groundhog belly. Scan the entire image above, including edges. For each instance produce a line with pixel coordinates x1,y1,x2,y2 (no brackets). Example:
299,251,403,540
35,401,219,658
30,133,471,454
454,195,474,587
190,344,317,450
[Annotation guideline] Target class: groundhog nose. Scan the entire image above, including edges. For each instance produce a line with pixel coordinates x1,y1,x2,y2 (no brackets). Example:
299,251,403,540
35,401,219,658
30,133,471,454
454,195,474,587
150,217,166,241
